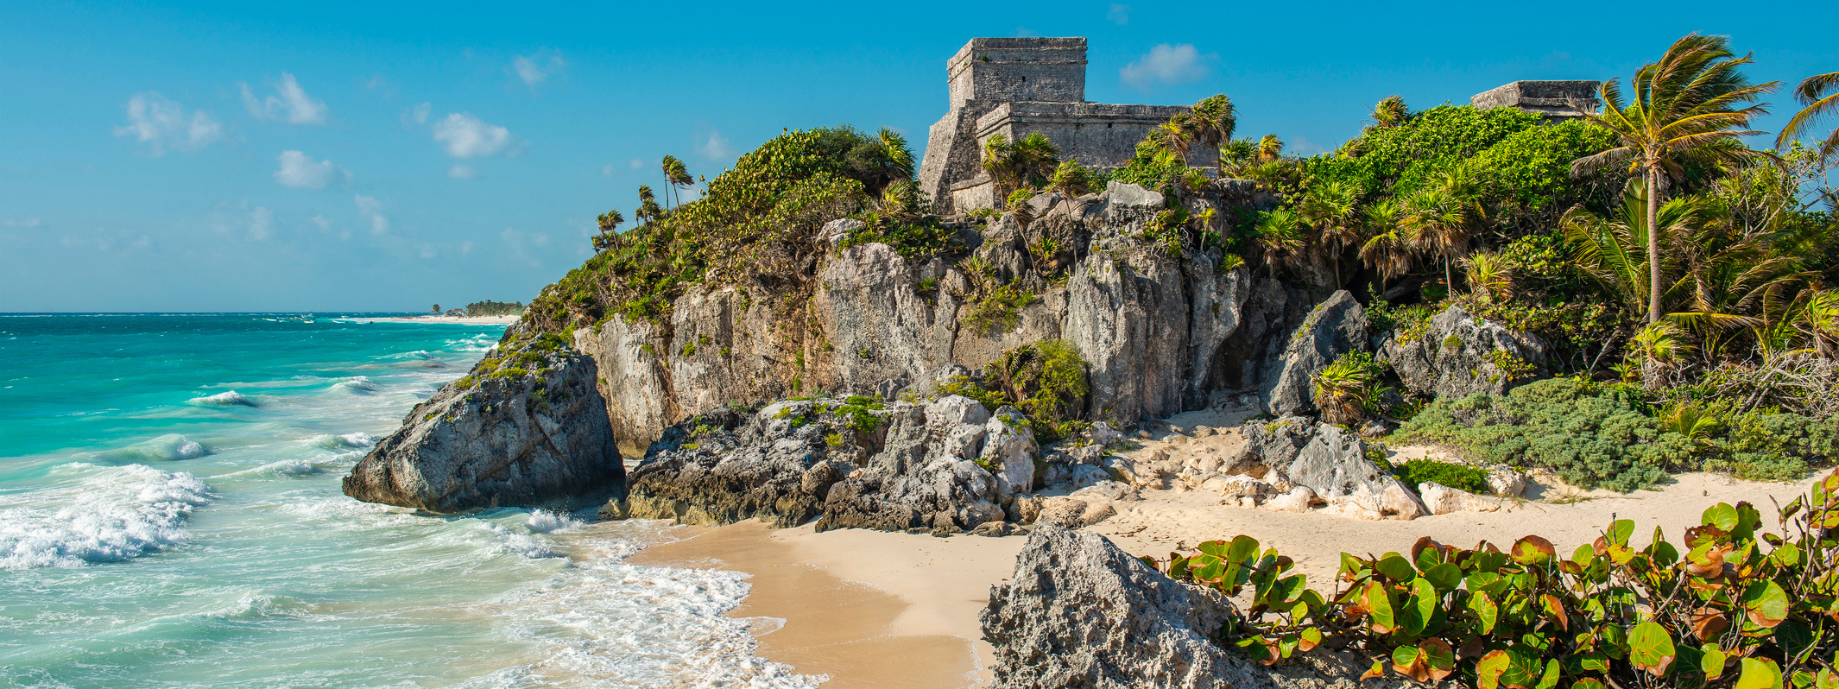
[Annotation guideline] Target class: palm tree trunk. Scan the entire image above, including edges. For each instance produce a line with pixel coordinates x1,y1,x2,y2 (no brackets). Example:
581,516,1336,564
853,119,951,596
1645,166,1661,325
1444,256,1453,297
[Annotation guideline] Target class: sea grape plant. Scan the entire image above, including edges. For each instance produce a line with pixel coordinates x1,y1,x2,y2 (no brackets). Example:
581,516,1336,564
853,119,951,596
1142,469,1839,688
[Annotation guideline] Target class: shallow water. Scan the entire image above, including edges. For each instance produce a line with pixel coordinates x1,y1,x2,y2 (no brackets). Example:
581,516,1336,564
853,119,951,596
0,314,818,688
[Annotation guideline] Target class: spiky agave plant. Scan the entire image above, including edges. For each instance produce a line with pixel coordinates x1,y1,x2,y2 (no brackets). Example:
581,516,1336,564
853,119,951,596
1313,352,1387,425
1461,251,1513,301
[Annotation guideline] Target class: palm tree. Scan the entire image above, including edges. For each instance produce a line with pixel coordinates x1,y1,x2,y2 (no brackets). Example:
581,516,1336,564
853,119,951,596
1299,177,1362,286
1370,96,1409,129
1401,186,1470,293
981,132,1060,203
1255,208,1305,275
1570,32,1778,325
1256,134,1284,162
661,155,693,208
1049,159,1095,198
1359,199,1413,290
1777,71,1839,158
636,185,662,224
878,128,916,181
1161,95,1238,158
1560,181,1696,317
593,209,625,251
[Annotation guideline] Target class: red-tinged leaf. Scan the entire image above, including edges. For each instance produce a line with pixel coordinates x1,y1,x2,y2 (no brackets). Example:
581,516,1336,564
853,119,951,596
1297,626,1322,652
1512,535,1557,566
1542,594,1569,631
1628,621,1677,677
1360,659,1387,681
1421,638,1457,681
1741,580,1790,628
1691,608,1730,641
1475,650,1509,689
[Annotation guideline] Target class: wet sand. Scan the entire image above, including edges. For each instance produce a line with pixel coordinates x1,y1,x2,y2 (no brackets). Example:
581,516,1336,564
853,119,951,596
629,521,1026,689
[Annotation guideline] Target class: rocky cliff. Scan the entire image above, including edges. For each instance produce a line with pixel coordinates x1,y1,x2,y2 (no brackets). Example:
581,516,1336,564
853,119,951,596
573,181,1304,456
343,334,623,513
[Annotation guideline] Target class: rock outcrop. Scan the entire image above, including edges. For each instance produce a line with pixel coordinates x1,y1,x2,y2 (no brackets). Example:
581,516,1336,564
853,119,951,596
571,182,1277,453
1225,417,1426,520
1259,290,1370,416
343,339,623,513
1378,304,1547,400
983,526,1459,689
623,395,1036,534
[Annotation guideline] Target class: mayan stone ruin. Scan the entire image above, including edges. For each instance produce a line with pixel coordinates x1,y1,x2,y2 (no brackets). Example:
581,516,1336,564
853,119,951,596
1471,80,1602,119
916,37,1205,214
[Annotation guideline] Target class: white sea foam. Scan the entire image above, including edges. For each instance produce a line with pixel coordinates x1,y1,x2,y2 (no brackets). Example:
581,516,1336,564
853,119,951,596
482,523,556,559
524,509,583,534
188,390,257,407
309,432,376,450
228,459,321,478
470,548,825,689
97,434,208,462
329,376,379,394
0,464,214,569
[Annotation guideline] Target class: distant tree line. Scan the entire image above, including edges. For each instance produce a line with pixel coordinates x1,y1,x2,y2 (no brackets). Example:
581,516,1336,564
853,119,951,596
460,300,524,316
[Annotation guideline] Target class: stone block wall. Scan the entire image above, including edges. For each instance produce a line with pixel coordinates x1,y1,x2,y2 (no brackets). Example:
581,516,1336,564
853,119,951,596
947,37,1086,106
1471,80,1601,119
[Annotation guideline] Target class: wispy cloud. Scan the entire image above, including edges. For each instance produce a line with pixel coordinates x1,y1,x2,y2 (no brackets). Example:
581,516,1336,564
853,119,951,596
1120,44,1213,90
354,195,389,235
508,50,566,89
600,164,614,177
2,218,43,228
448,164,477,179
113,92,223,156
431,112,519,158
402,102,431,126
273,150,346,189
628,158,643,170
365,74,397,98
500,228,553,267
697,130,733,160
239,73,328,125
248,207,274,240
1107,3,1130,25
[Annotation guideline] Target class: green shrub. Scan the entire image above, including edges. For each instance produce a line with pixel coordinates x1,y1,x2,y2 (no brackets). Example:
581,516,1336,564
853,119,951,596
1391,378,1685,492
963,282,1038,335
1144,472,1839,689
1701,410,1837,481
1391,458,1490,495
987,339,1091,443
1312,351,1388,425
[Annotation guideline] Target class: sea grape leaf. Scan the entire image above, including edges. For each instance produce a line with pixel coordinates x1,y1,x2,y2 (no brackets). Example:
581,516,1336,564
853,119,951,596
1628,621,1677,676
1376,554,1417,582
1735,657,1783,689
1741,580,1790,628
1512,535,1557,566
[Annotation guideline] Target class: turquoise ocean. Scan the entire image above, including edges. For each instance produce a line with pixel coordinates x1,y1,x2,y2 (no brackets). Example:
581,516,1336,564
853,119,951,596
0,314,818,688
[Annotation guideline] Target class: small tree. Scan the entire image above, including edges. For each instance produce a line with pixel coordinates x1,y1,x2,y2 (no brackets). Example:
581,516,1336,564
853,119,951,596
431,304,440,314
660,155,692,208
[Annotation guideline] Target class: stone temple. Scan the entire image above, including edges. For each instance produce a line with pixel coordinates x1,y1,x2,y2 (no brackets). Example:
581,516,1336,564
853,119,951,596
917,37,1202,214
1470,80,1601,119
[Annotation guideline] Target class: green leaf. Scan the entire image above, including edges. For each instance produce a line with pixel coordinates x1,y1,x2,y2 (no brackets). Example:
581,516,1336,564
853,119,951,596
1572,679,1607,689
1376,554,1417,582
1704,503,1739,530
1511,535,1558,566
1537,659,1561,689
1197,539,1230,558
1607,519,1635,546
1227,535,1260,563
1400,578,1438,635
1702,645,1728,680
1736,657,1784,689
1423,562,1462,591
1741,580,1790,628
1628,621,1677,676
1476,650,1510,689
1773,542,1802,568
1365,582,1398,634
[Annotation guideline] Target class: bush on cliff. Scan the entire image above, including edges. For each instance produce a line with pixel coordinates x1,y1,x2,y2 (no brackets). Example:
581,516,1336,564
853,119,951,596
1143,472,1839,688
527,126,916,333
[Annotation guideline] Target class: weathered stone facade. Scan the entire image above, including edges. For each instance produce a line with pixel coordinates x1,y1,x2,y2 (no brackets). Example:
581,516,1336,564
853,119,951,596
918,37,1200,215
1471,80,1601,119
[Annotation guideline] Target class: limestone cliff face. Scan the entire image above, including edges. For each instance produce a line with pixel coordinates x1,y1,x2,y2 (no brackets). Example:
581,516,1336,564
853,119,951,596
343,342,623,513
575,182,1304,454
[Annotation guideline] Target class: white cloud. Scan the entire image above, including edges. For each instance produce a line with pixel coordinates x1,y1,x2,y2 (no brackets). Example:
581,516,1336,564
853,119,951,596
448,164,477,179
600,164,614,177
500,228,553,267
509,51,566,88
1120,44,1212,90
697,130,733,160
431,112,517,158
2,218,42,228
309,214,331,230
113,92,223,156
628,158,643,170
354,195,389,235
273,150,341,189
239,73,328,125
365,74,397,98
1107,3,1130,24
248,207,273,240
403,102,431,126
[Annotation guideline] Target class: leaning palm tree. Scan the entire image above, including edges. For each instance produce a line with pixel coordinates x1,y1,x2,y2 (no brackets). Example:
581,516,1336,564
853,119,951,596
1255,134,1284,162
981,132,1061,203
1359,198,1413,290
636,185,662,224
1400,186,1470,293
1570,32,1778,324
661,155,693,208
1187,94,1237,150
1777,71,1839,158
1370,96,1409,129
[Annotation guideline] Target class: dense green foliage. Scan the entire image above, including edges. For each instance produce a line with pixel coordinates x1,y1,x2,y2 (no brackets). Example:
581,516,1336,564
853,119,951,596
939,339,1091,444
1312,351,1389,425
1392,378,1685,492
462,300,524,316
1148,476,1839,688
1391,458,1492,495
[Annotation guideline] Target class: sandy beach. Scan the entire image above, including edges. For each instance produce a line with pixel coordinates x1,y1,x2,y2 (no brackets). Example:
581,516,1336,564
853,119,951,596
623,407,1829,688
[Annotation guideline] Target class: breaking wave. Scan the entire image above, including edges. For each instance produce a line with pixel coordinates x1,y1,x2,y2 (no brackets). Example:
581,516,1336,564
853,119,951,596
0,464,215,569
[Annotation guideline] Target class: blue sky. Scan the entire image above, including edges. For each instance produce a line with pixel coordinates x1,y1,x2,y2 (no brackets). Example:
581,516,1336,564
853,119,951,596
3,1,1835,312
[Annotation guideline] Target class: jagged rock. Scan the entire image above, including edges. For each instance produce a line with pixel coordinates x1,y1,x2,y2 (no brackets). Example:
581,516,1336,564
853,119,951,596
1072,481,1136,502
1379,305,1548,399
1059,464,1113,492
983,526,1460,689
344,341,623,513
1034,498,1090,529
1265,486,1316,514
1258,290,1370,416
1267,423,1425,521
971,520,1013,537
1488,466,1528,497
1085,421,1124,446
1419,482,1503,515
823,218,865,247
816,395,1020,532
983,406,1041,498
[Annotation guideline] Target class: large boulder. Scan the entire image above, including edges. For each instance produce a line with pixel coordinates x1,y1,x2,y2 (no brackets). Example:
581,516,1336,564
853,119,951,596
1379,305,1548,399
1231,417,1426,520
1258,290,1370,416
343,338,623,513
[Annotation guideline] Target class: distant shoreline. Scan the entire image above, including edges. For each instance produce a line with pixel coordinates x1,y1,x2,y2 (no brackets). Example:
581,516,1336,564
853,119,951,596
340,315,521,325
